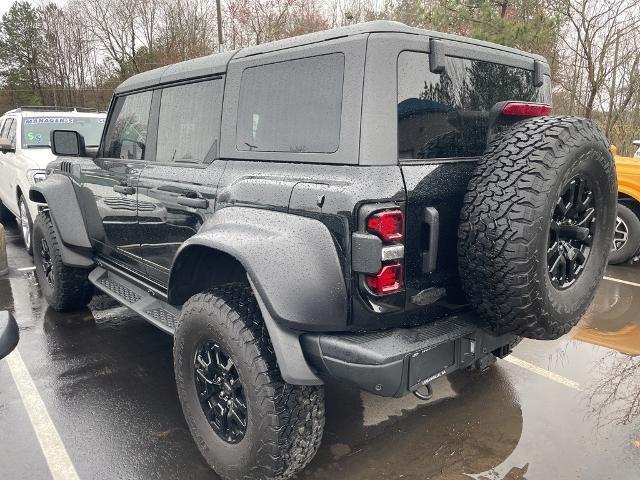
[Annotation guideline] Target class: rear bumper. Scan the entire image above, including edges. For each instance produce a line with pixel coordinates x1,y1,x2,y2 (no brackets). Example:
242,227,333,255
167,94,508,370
300,314,518,397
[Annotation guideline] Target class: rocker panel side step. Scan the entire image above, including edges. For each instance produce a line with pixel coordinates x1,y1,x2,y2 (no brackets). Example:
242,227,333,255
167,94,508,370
89,266,180,335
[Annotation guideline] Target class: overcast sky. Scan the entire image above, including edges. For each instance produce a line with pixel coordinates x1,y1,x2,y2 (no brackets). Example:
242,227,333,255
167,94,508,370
0,0,67,18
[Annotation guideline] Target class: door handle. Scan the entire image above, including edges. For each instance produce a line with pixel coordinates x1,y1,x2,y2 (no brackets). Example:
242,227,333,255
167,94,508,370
177,195,208,209
113,185,136,195
422,207,439,274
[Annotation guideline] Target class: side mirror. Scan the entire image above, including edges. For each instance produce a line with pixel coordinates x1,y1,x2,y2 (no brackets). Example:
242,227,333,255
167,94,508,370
610,145,618,155
50,129,86,157
0,136,15,153
0,310,19,360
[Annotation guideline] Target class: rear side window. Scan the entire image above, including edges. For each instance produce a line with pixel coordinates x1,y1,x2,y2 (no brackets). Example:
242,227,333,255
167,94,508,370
398,51,551,160
236,53,344,154
103,91,152,160
156,79,223,163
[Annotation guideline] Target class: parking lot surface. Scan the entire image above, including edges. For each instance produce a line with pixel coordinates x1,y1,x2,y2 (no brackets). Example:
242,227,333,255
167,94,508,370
1,220,639,480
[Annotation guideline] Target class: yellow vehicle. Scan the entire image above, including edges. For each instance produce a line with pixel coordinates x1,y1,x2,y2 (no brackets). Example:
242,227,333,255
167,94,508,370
610,143,640,264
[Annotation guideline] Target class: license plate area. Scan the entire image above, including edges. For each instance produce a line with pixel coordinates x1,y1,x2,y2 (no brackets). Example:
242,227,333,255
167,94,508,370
408,341,456,388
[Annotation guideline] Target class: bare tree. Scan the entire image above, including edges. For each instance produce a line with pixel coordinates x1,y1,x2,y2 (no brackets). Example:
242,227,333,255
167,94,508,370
558,0,640,118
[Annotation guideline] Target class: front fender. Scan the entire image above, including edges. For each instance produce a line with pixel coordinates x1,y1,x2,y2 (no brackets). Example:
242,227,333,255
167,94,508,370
169,207,348,332
29,174,93,268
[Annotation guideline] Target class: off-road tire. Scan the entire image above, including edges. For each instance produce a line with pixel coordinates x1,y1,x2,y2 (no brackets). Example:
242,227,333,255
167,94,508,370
174,285,325,480
18,195,33,256
608,203,640,264
458,116,616,340
32,212,93,311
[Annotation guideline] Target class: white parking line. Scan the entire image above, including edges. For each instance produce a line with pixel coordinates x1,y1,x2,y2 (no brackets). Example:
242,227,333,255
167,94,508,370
503,356,582,391
6,350,80,480
603,275,640,288
16,266,36,272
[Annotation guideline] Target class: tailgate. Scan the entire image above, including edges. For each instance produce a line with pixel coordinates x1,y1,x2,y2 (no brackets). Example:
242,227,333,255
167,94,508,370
401,160,477,307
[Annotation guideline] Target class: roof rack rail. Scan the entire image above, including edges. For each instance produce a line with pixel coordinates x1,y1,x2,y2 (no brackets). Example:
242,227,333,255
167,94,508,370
10,106,100,113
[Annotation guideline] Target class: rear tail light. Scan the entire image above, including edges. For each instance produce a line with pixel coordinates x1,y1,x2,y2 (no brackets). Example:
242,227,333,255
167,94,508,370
501,102,552,117
366,263,403,295
367,209,404,242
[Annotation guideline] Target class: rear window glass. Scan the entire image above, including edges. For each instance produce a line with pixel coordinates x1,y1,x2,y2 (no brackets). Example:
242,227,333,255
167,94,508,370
22,116,105,148
398,51,551,160
236,53,344,154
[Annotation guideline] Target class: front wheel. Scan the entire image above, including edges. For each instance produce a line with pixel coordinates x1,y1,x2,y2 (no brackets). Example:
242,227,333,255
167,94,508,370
608,203,640,264
174,285,325,480
32,212,93,311
18,195,33,255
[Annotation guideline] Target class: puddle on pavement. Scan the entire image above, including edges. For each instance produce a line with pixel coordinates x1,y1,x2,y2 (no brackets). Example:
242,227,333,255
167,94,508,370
574,279,640,356
1,222,639,480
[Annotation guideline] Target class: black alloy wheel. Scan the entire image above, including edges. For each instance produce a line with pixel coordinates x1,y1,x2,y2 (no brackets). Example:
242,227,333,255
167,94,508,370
194,340,248,444
547,175,596,290
39,237,55,287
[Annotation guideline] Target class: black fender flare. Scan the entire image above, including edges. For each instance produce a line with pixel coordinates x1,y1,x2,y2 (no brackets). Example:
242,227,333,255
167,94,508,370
29,174,94,268
168,207,349,385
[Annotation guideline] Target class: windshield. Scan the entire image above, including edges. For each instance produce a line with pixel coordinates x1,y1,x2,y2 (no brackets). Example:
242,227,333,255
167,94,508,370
21,116,106,148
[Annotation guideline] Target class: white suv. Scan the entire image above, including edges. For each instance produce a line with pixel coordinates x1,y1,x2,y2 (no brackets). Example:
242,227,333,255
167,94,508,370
0,107,106,254
634,140,640,159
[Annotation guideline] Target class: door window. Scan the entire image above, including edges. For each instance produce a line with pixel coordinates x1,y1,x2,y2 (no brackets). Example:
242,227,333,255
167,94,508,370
0,118,16,145
103,91,152,160
0,118,9,137
5,118,17,147
397,51,551,160
236,53,345,155
156,79,223,163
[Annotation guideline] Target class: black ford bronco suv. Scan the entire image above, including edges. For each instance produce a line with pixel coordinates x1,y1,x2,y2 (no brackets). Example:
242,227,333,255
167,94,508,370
29,21,616,480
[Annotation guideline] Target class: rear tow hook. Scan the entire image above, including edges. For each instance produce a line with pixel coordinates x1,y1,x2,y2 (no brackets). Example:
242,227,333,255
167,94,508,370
413,383,433,401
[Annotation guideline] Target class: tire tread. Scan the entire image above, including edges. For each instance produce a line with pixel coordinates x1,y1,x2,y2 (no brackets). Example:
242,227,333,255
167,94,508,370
176,285,324,480
458,116,616,340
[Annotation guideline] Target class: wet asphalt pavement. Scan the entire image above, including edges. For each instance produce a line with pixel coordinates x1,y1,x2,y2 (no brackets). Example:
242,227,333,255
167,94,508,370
1,219,639,480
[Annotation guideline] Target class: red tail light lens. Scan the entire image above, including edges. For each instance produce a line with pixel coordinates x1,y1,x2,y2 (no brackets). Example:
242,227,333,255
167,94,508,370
367,209,404,242
502,102,552,117
366,263,403,295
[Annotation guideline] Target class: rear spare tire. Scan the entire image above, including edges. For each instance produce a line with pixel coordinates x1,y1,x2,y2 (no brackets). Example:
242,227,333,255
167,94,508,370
458,116,616,340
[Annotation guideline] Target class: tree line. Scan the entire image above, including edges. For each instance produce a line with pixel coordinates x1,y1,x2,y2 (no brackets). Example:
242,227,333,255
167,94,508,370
0,0,639,154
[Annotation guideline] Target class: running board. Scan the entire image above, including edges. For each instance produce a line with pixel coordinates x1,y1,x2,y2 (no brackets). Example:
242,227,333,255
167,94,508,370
89,266,180,335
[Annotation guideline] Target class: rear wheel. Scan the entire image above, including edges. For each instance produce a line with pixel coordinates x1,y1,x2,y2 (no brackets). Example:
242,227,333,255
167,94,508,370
32,212,93,311
18,195,33,255
608,203,640,264
174,285,325,480
459,116,617,340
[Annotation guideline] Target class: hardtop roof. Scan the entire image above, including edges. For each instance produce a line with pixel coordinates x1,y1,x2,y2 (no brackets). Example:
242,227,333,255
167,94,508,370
115,20,548,95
